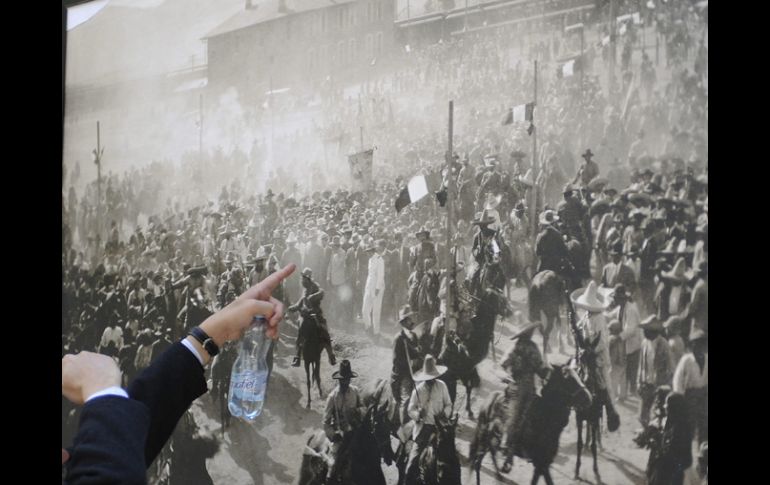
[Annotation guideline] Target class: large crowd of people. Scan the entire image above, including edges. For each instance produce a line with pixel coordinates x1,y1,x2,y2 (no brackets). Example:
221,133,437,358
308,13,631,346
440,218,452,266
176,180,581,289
62,1,707,483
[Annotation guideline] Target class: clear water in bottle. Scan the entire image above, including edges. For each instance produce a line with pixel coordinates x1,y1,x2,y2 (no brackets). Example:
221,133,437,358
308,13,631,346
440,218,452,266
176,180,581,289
228,316,271,421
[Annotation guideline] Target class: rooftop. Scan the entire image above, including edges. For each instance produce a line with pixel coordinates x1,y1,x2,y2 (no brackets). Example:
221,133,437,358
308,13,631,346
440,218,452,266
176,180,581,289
204,0,356,39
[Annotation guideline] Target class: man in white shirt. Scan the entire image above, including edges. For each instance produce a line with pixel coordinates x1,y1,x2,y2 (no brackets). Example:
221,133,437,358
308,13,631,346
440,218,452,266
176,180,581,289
99,321,124,356
673,329,708,445
362,240,386,336
603,284,642,400
406,354,453,483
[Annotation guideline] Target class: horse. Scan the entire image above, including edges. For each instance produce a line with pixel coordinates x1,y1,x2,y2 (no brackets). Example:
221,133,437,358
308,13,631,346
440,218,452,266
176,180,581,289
469,363,592,485
298,312,323,409
528,270,568,357
573,332,612,482
432,284,509,418
210,343,236,437
298,430,333,485
326,383,394,485
416,414,461,485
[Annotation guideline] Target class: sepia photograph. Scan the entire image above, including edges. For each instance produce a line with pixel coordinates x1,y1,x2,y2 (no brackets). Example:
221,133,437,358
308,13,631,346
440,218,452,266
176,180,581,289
61,0,708,484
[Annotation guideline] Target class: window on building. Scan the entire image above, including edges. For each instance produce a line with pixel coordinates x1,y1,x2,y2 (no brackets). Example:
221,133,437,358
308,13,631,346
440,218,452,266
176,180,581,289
366,2,372,23
375,31,383,55
322,11,327,33
349,38,356,63
376,2,382,21
309,47,316,71
339,8,345,29
365,33,373,58
337,40,345,65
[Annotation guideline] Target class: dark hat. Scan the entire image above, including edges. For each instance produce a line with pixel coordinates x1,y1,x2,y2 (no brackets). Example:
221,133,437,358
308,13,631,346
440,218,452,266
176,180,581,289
538,210,559,226
639,315,664,332
415,227,431,238
398,305,417,327
472,209,496,226
186,265,208,276
609,241,624,256
332,360,358,379
582,149,595,160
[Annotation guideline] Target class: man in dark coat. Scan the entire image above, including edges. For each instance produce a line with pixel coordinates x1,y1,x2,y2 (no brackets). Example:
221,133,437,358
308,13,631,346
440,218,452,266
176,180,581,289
572,149,600,187
557,185,588,244
500,321,548,473
410,227,437,273
289,268,336,367
390,306,424,426
535,210,570,274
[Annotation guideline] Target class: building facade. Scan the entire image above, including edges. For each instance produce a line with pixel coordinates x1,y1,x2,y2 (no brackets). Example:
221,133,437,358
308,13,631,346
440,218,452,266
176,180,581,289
204,0,397,102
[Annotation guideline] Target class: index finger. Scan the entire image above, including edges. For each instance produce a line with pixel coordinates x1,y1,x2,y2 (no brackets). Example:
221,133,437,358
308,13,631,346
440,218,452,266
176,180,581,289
241,263,296,300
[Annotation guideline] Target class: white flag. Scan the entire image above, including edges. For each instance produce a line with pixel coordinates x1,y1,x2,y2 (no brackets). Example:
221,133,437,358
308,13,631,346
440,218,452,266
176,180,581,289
512,104,526,122
407,175,429,203
562,59,575,77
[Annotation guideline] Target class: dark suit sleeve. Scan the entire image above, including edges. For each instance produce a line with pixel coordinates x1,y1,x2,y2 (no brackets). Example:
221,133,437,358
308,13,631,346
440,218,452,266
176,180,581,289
127,341,208,467
65,396,150,485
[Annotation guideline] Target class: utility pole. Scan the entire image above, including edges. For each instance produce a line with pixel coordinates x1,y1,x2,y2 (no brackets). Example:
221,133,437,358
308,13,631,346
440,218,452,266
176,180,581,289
93,121,104,241
446,100,455,334
530,60,539,245
609,0,618,100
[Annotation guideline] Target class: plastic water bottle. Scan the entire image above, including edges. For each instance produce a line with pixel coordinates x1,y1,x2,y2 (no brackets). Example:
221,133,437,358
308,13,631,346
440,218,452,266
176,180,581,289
228,316,270,421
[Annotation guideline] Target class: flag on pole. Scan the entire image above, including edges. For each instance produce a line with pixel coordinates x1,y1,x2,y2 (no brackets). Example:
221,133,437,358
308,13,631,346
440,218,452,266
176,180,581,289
395,175,429,213
502,102,534,125
348,149,373,188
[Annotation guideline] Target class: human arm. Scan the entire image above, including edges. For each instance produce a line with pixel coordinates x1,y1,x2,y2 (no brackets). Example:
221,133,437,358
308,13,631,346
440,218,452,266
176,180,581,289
62,352,147,484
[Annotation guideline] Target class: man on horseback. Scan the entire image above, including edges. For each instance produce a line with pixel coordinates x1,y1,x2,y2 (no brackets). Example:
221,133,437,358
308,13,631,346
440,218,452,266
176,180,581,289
405,355,453,484
323,360,365,481
571,282,621,432
290,268,337,367
500,321,548,473
470,209,503,297
535,210,571,275
391,305,424,427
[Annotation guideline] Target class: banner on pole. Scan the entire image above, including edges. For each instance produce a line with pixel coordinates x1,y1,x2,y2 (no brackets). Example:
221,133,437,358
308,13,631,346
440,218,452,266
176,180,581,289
348,149,373,189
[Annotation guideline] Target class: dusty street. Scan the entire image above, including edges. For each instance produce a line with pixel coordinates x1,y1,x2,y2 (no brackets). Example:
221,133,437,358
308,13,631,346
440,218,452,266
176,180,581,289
183,287,666,485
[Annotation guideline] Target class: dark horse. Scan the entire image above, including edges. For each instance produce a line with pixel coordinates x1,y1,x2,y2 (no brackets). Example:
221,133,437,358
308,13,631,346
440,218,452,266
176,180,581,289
210,342,236,437
416,414,462,485
326,380,395,485
469,363,592,485
573,333,611,482
434,285,510,418
565,291,619,481
297,314,323,409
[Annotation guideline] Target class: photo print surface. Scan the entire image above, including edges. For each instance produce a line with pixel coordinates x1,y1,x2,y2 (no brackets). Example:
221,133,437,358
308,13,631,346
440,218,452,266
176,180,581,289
62,1,708,483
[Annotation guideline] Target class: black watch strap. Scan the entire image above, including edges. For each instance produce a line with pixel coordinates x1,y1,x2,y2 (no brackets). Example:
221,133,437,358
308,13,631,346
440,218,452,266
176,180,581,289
189,327,219,357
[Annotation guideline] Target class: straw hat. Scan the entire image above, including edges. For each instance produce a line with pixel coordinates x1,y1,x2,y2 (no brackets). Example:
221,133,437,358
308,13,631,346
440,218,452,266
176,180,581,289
539,209,559,226
571,281,610,312
413,354,447,382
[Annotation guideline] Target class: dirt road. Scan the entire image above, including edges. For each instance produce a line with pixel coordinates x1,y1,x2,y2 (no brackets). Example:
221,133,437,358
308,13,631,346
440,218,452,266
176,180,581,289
187,287,655,485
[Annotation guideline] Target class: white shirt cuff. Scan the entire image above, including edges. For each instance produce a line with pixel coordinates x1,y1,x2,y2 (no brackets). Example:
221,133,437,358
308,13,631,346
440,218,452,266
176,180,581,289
85,386,128,403
181,338,205,365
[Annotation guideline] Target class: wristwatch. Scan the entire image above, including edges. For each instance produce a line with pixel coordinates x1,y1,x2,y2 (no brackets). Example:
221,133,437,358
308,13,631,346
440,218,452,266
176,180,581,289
189,327,219,357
